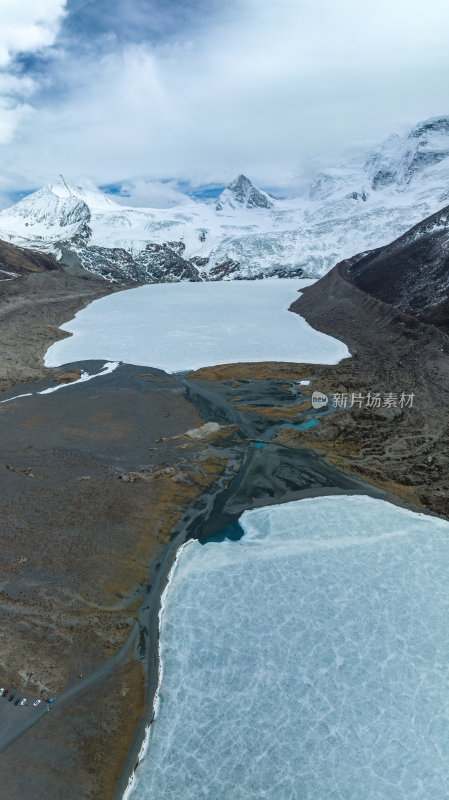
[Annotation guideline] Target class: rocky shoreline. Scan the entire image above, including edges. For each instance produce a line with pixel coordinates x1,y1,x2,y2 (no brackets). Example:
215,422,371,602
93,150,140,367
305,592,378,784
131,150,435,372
289,261,449,519
0,269,113,390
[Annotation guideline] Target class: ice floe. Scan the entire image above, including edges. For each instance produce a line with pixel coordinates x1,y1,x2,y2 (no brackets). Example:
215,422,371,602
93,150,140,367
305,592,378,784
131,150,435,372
44,279,350,371
128,495,449,800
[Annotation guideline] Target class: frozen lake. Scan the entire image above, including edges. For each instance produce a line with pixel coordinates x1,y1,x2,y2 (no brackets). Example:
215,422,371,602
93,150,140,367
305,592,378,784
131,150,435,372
44,279,350,371
127,496,449,800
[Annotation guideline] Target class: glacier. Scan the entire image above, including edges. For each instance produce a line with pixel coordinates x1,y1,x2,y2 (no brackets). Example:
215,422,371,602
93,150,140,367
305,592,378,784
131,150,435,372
1,117,449,283
127,495,449,800
43,278,350,371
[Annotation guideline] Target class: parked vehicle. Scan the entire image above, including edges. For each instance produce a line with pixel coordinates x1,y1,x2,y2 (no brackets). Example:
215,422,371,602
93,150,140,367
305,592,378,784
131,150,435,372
2,689,8,697
14,698,20,705
8,694,14,702
0,688,4,695
33,699,41,707
19,698,26,706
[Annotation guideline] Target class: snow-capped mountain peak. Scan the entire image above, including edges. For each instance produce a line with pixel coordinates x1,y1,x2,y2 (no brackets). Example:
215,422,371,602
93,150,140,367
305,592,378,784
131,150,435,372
408,115,449,139
44,174,118,210
0,179,89,238
0,175,121,245
215,174,276,211
1,115,449,285
365,115,449,190
308,115,449,205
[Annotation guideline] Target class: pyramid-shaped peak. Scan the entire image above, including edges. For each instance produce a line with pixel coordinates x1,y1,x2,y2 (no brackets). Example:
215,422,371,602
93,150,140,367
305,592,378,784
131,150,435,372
228,174,254,191
216,174,275,211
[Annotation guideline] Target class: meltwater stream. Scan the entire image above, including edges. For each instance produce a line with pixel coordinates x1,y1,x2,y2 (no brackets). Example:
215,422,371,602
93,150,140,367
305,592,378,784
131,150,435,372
127,495,449,800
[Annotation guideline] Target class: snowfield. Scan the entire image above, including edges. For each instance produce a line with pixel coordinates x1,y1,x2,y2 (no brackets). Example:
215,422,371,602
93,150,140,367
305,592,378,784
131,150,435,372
44,279,350,371
1,117,449,284
127,495,449,800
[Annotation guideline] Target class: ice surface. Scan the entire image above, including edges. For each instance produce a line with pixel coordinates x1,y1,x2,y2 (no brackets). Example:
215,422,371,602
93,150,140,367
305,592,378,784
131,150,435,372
128,496,449,800
44,279,349,370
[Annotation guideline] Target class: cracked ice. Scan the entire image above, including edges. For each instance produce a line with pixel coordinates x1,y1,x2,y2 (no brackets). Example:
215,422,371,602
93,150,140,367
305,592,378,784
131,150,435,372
128,495,449,800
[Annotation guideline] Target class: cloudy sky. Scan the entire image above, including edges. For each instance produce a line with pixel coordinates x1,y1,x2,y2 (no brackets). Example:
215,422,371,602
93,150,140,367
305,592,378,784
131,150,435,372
0,0,448,206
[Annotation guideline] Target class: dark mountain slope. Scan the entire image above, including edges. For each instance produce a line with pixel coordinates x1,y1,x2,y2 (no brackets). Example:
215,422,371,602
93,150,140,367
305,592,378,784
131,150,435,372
344,205,449,332
0,239,110,389
0,239,60,276
289,208,449,518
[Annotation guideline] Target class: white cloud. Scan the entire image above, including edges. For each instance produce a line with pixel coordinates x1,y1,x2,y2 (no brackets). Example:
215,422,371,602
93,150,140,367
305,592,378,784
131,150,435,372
1,0,449,196
0,73,36,97
0,0,66,66
0,0,66,145
110,178,191,208
0,101,33,145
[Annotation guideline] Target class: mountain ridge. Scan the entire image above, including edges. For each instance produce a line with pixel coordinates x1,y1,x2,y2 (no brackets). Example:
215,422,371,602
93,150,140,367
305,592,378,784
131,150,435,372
345,203,449,332
1,116,449,284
